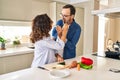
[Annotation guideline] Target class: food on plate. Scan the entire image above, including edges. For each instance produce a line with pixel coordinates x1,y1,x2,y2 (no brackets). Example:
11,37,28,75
69,60,77,69
58,61,66,65
52,64,65,69
77,64,80,71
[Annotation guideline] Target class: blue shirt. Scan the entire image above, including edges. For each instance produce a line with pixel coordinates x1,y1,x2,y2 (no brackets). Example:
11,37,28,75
52,19,81,59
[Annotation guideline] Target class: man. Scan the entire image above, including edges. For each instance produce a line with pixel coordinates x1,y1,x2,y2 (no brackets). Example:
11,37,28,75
52,4,81,59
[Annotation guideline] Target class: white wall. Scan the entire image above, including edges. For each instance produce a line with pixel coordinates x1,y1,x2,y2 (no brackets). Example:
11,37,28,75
53,0,70,3
50,2,57,25
31,0,50,19
108,0,120,8
70,0,90,4
53,0,90,4
82,1,94,54
115,19,120,41
75,7,84,56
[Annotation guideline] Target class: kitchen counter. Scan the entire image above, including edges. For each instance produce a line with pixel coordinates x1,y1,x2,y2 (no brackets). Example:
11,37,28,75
0,54,120,80
0,47,34,57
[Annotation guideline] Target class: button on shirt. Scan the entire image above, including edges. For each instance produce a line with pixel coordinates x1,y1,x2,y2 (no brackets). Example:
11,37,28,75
52,19,81,59
31,37,65,67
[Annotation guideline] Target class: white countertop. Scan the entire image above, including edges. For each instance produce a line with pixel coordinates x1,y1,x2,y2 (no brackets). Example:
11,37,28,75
0,54,120,80
0,47,34,57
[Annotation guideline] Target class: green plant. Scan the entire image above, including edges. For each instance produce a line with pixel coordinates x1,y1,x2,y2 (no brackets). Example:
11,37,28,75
13,37,21,45
0,36,6,43
13,40,20,45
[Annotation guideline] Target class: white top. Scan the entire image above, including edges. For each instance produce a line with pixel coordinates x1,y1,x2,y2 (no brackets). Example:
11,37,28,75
31,36,64,67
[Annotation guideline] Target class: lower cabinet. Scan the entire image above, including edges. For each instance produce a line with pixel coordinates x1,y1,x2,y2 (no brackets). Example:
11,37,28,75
0,53,34,74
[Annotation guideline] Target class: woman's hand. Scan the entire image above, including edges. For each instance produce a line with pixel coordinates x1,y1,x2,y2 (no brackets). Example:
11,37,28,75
61,23,69,42
62,23,69,31
57,56,64,62
56,26,62,38
55,53,64,62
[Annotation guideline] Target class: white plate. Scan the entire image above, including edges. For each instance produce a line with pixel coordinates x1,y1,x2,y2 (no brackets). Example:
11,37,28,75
49,70,70,78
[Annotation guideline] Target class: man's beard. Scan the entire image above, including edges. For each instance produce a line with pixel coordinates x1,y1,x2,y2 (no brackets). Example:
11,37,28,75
63,19,71,24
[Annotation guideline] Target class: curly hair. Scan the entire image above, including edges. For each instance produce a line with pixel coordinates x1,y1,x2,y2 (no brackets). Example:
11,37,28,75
30,14,53,43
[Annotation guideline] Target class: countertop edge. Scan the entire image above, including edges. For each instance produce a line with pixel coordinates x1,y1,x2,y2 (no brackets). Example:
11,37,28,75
0,47,34,57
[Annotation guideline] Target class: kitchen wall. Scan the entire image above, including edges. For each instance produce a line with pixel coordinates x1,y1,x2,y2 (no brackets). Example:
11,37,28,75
115,19,120,41
108,0,120,8
81,0,95,54
91,0,120,52
75,7,84,56
103,18,120,50
104,18,116,49
99,0,120,49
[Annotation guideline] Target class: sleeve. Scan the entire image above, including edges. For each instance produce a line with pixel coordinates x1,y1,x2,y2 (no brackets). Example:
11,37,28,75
52,27,57,40
65,26,81,49
44,37,65,50
51,20,63,40
54,49,63,57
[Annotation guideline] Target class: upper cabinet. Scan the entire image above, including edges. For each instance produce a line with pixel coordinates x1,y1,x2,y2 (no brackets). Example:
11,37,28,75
0,0,50,21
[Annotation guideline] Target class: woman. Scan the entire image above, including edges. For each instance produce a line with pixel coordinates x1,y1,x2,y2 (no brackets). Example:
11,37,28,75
30,14,69,67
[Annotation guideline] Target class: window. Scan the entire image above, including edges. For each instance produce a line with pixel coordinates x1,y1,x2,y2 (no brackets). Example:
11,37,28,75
0,20,32,45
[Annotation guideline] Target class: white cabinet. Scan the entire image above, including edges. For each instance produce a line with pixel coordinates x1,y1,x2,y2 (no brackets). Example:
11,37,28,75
0,0,50,21
0,53,33,74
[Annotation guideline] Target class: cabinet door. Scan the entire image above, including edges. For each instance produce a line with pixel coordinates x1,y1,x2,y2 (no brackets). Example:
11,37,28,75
0,0,32,21
0,53,33,74
0,58,4,74
0,0,50,21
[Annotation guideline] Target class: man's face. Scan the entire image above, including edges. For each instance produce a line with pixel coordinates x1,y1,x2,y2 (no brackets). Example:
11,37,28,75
61,8,73,24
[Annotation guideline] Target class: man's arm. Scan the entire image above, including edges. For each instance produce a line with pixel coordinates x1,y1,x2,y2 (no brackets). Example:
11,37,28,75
52,20,63,40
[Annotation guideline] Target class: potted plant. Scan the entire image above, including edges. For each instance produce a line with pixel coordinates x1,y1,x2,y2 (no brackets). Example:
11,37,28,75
0,36,6,50
13,37,21,47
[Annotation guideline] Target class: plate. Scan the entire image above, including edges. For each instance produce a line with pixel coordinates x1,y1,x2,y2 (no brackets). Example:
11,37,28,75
49,70,70,78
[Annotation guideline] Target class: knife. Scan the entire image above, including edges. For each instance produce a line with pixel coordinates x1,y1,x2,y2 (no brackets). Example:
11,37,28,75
109,68,120,73
38,66,49,71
